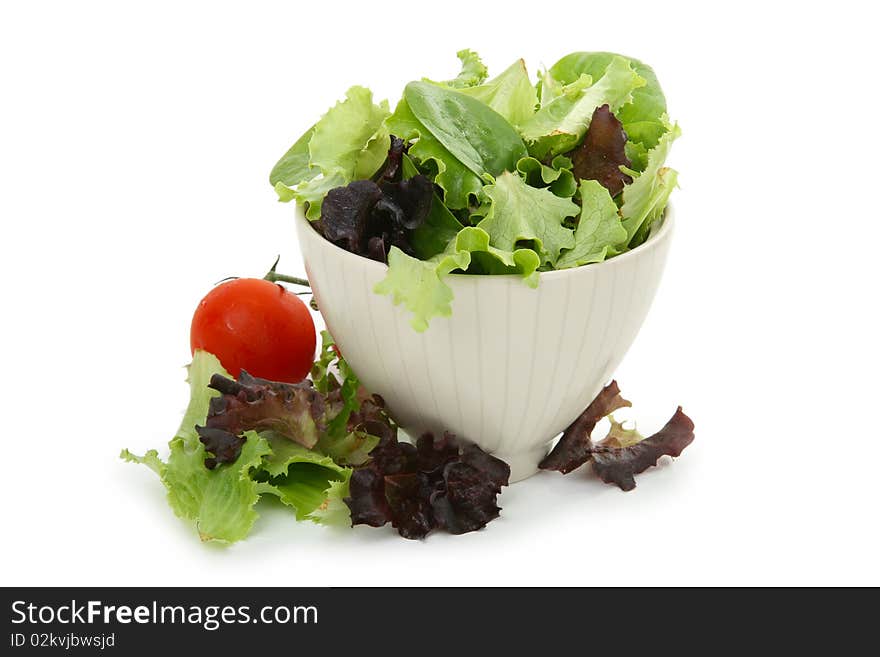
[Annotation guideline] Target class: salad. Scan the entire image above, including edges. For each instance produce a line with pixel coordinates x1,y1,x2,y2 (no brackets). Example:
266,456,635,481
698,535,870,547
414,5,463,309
122,51,693,545
271,50,679,330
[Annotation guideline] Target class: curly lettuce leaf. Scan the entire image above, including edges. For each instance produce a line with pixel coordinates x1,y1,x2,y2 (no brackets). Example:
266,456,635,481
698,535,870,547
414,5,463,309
602,416,644,448
620,121,681,245
556,180,627,269
166,431,271,542
386,98,483,209
521,56,645,159
516,154,576,197
442,49,488,88
549,51,668,150
257,434,349,521
539,381,632,474
305,474,353,526
123,352,274,542
376,220,542,331
459,59,538,129
374,245,471,332
475,171,578,266
345,432,509,539
272,86,390,219
591,407,695,491
201,371,324,450
121,346,385,541
454,226,540,285
539,381,695,491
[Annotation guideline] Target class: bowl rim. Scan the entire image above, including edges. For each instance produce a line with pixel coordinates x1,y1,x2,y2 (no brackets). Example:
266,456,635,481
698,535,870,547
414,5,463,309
295,201,674,282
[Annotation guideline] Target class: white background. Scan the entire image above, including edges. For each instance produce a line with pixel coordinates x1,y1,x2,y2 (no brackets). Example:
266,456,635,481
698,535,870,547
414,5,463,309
2,1,878,586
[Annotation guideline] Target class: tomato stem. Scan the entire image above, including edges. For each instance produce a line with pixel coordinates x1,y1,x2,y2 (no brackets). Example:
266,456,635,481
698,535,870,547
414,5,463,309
263,255,310,288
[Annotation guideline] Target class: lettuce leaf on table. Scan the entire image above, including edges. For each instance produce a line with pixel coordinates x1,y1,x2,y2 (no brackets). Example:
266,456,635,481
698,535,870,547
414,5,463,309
539,381,695,490
256,435,349,521
121,352,274,543
121,340,393,542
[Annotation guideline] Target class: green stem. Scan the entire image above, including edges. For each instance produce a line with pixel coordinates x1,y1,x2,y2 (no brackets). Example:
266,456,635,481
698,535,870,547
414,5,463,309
264,271,311,287
263,255,310,288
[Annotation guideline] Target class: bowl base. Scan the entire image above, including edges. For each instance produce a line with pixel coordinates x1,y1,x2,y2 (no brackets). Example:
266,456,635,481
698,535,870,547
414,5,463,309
494,443,552,483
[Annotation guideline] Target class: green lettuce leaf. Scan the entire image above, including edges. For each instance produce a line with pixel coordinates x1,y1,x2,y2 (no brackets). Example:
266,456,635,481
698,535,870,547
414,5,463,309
374,219,545,331
475,171,578,266
625,140,650,172
548,52,668,150
306,475,352,526
386,98,483,209
163,430,271,543
443,49,488,88
257,433,349,521
122,350,357,541
521,56,645,159
272,86,390,219
556,180,627,268
454,226,541,286
123,352,274,543
374,245,472,332
458,59,538,129
269,122,316,189
404,81,527,179
536,68,565,106
516,154,577,197
620,122,681,245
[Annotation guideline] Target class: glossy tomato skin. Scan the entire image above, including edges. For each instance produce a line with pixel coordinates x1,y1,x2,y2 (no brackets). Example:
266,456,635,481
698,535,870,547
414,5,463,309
190,278,316,383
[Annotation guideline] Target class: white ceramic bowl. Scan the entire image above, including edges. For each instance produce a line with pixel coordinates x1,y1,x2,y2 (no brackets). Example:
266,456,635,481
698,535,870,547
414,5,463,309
296,205,674,481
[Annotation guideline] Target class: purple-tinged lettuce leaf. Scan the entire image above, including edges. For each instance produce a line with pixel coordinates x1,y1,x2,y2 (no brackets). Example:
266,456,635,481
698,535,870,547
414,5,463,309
345,432,510,539
521,56,645,159
202,371,325,450
539,381,632,474
540,382,695,491
591,407,695,491
316,139,435,262
196,426,246,470
568,104,633,197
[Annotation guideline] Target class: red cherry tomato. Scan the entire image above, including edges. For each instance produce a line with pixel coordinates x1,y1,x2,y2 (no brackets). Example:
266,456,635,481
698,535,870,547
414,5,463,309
190,278,316,383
